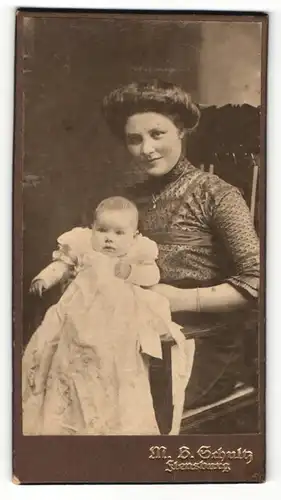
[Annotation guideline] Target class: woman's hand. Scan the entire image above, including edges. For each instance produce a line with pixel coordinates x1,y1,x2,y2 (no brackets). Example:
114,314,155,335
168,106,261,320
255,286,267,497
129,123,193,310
150,284,196,312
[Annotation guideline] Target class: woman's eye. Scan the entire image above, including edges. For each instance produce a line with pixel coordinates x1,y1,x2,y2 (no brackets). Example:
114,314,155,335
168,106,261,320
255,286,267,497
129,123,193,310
126,134,142,145
151,130,164,139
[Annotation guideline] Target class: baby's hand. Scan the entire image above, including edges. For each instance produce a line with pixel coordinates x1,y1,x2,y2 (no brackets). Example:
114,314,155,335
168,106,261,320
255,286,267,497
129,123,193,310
114,260,132,280
29,279,47,297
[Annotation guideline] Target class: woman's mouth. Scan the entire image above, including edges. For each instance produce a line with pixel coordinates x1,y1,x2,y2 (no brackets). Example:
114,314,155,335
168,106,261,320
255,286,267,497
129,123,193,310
147,156,162,163
145,157,163,167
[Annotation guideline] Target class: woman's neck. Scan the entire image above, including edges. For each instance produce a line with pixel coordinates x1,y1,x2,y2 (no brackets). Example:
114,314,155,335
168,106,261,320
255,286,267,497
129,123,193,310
150,154,189,189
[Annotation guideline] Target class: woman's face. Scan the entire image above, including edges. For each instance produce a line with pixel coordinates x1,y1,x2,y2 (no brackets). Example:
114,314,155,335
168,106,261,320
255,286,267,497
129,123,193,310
124,112,184,177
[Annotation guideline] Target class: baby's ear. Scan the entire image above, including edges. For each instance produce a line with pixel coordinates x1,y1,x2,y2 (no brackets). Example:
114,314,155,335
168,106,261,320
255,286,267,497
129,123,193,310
134,230,140,238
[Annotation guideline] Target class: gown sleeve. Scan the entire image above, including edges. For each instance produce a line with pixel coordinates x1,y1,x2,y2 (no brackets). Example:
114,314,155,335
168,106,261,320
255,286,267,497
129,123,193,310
125,234,161,287
32,227,92,289
53,227,92,266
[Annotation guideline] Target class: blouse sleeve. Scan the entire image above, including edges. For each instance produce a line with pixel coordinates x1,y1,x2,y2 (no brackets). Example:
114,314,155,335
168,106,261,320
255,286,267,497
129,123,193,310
206,176,260,299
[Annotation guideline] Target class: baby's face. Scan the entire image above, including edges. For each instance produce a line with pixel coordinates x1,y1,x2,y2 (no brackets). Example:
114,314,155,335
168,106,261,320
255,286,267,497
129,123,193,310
91,209,137,257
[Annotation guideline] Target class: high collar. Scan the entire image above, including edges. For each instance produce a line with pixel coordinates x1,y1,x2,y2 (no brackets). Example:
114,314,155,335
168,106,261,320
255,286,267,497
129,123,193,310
148,155,192,193
161,155,189,183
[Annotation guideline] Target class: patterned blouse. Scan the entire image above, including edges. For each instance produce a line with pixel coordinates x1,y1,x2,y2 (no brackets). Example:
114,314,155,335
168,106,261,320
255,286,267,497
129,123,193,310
130,157,259,295
126,157,260,408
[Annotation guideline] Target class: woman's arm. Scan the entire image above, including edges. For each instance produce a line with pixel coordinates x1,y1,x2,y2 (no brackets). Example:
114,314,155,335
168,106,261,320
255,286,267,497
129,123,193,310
151,282,249,313
152,187,259,313
197,283,250,312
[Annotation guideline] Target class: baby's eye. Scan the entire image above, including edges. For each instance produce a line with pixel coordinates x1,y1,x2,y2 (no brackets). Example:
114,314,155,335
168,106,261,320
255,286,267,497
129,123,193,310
97,227,107,233
116,230,125,236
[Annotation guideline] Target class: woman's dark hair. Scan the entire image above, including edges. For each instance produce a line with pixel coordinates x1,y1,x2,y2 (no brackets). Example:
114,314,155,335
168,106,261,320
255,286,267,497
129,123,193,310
102,79,200,140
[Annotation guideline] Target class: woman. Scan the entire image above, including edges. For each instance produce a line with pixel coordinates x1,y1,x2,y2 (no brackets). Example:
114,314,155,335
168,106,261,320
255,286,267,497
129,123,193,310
102,79,260,418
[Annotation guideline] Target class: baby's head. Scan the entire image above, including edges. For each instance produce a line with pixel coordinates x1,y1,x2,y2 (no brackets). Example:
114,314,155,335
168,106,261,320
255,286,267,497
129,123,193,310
91,196,139,257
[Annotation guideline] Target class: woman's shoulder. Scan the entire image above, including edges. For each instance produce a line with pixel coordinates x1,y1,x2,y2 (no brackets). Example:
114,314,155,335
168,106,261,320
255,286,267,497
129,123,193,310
123,164,239,205
182,167,239,202
200,171,237,193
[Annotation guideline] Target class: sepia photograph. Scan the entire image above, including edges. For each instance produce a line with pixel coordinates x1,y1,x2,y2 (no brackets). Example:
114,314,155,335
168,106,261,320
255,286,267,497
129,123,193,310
13,9,266,483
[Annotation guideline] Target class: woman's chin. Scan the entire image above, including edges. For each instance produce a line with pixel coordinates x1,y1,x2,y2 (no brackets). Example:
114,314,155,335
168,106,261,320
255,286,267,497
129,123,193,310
146,165,171,177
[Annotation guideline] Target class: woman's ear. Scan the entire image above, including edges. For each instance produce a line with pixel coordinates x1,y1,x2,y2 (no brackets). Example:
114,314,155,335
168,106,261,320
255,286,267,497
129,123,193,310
178,128,186,140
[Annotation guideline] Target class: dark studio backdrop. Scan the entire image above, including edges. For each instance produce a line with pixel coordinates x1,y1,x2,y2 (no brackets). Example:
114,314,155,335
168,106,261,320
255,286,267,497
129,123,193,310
21,16,262,346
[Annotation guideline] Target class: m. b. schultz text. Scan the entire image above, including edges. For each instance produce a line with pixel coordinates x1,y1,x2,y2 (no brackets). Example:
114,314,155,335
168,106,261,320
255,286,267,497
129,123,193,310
148,445,254,473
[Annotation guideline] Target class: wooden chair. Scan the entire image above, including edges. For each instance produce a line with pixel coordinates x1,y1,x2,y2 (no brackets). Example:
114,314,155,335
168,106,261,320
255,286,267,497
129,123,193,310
180,381,258,434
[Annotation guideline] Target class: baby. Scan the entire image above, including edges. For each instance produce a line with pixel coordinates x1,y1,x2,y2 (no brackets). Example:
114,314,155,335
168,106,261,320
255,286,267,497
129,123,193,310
30,196,161,296
23,197,193,436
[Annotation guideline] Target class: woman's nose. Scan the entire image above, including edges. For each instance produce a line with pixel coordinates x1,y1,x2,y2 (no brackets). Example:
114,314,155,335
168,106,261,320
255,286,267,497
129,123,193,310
141,138,155,156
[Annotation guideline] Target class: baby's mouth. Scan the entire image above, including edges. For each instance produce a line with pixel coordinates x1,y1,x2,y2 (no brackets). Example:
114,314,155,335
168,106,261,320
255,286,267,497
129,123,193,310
103,245,116,251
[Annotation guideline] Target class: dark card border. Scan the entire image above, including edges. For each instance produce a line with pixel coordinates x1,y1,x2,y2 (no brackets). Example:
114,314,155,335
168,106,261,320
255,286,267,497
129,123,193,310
12,9,267,484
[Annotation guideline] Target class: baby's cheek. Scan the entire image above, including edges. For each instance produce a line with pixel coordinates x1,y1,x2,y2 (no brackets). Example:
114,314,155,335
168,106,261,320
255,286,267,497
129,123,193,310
91,234,102,250
127,237,136,251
